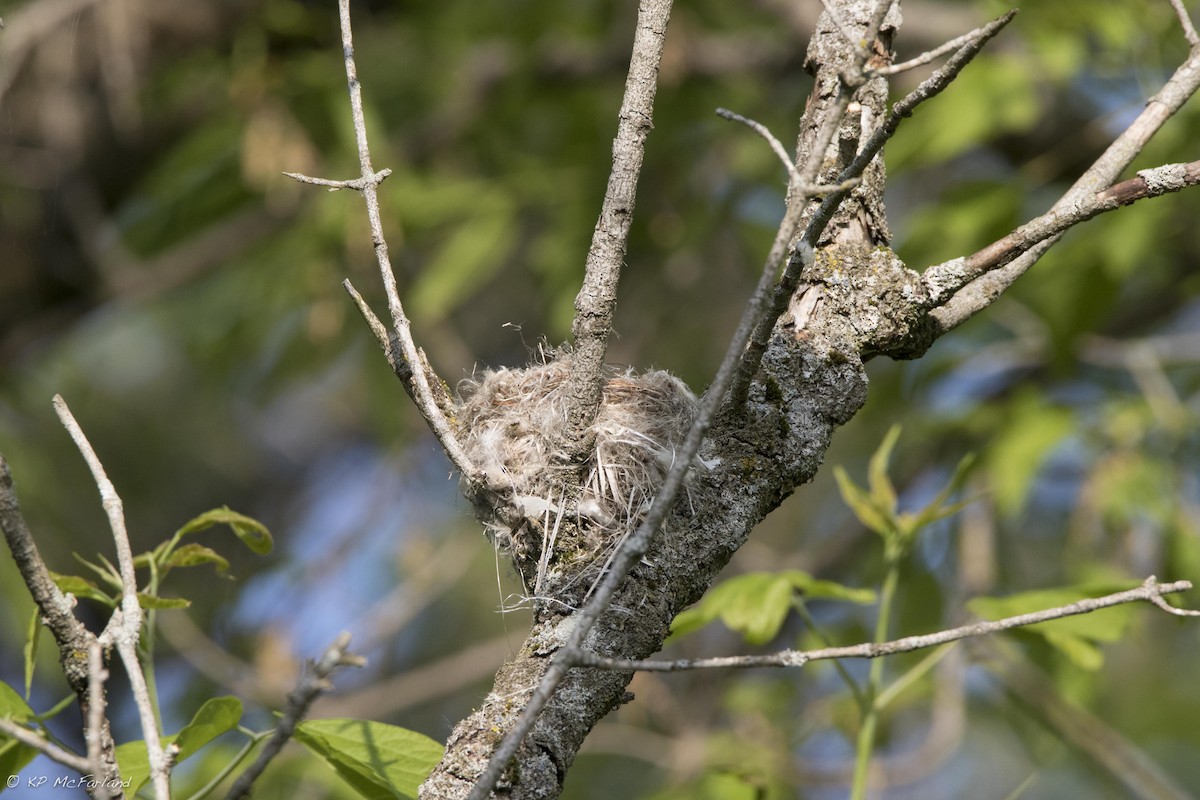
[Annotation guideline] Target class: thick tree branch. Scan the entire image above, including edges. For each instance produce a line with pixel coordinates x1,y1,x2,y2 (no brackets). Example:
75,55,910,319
573,577,1195,671
730,9,1015,404
932,43,1200,331
560,0,674,461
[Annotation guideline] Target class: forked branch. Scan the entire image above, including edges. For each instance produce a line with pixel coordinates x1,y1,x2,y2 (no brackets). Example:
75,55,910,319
286,0,476,484
932,38,1200,332
923,160,1200,305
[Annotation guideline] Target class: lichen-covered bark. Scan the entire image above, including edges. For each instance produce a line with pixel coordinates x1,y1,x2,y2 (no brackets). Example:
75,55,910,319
421,3,901,798
422,324,868,800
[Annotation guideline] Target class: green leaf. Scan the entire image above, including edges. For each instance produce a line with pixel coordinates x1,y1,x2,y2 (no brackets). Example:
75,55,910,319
49,571,116,606
115,735,179,794
164,542,231,573
781,571,876,605
176,506,273,555
0,681,35,721
905,453,978,534
173,697,242,758
0,683,40,778
867,425,901,517
136,593,191,610
294,719,444,800
0,685,45,791
834,467,893,537
968,583,1139,670
115,697,242,793
23,607,39,700
670,571,874,644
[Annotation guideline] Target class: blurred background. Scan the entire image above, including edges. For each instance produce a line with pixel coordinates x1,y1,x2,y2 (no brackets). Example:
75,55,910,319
2,0,1200,797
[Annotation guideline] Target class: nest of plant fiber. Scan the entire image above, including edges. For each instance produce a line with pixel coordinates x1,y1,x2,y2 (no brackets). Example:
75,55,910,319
457,356,699,600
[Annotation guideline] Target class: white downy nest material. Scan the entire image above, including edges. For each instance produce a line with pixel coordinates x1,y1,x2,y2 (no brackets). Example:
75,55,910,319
457,358,699,595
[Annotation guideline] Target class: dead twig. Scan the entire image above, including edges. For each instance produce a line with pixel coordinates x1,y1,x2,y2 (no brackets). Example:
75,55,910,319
225,632,365,800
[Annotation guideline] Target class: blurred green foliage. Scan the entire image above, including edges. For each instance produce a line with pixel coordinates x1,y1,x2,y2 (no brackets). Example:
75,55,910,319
2,0,1200,797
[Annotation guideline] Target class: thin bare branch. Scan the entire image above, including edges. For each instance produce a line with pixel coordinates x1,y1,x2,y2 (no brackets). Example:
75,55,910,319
873,13,1011,77
0,718,93,774
86,641,112,800
284,168,391,192
729,10,1016,405
342,278,394,366
560,0,674,461
52,396,138,608
226,632,364,800
1169,0,1200,48
573,577,1194,672
54,395,171,799
717,107,803,187
932,46,1200,332
922,160,1200,305
315,0,476,483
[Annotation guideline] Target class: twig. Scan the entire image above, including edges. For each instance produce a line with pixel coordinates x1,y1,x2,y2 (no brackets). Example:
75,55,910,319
931,44,1200,332
717,108,803,187
342,278,394,366
921,160,1200,305
52,396,137,609
297,0,477,484
872,14,1008,77
86,641,111,800
225,632,364,800
0,718,93,773
728,10,1017,406
1169,0,1200,49
559,0,674,461
572,577,1195,672
283,168,390,192
54,394,172,800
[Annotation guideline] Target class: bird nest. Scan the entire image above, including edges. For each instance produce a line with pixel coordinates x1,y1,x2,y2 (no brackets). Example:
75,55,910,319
457,357,699,600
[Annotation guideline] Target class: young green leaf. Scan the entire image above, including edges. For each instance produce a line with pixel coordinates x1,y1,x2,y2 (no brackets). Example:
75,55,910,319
670,571,874,644
49,571,116,606
834,467,894,537
177,506,273,555
867,425,901,517
115,696,242,793
23,607,39,700
904,453,978,534
164,542,231,573
294,719,444,800
0,681,35,721
0,683,40,778
136,593,191,610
